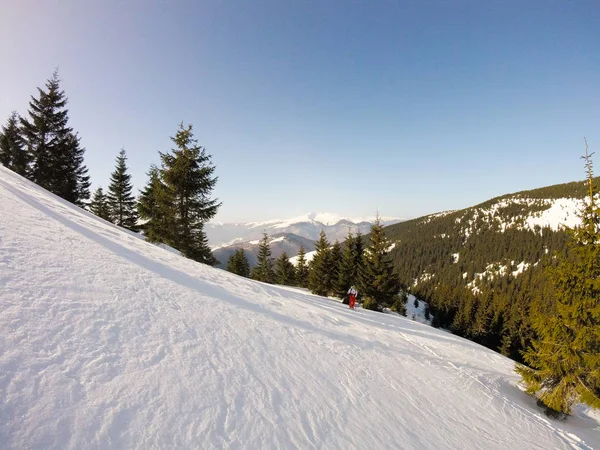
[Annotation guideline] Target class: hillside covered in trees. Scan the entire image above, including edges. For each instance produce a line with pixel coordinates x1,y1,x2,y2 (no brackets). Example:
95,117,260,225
383,177,599,362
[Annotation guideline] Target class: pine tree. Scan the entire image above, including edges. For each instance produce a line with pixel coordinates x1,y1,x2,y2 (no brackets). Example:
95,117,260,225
107,148,138,230
159,123,220,264
309,230,332,296
227,249,250,277
354,230,365,279
516,144,600,415
329,241,343,296
20,70,90,205
359,215,401,310
275,252,296,286
0,111,29,175
89,187,111,221
252,233,274,283
295,246,310,287
138,165,170,243
336,230,357,302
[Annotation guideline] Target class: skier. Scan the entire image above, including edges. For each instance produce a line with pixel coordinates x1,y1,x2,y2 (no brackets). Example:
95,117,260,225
348,286,357,310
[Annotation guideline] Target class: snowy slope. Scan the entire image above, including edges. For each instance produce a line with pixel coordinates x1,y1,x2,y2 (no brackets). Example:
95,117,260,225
0,166,598,450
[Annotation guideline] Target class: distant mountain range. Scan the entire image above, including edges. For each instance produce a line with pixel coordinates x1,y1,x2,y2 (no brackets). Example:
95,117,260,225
207,213,403,267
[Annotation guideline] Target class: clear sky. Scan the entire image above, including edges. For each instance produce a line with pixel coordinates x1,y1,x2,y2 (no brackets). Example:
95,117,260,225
1,1,599,223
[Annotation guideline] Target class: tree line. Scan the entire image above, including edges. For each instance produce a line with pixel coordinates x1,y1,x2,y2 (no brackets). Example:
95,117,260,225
0,71,220,265
226,217,406,314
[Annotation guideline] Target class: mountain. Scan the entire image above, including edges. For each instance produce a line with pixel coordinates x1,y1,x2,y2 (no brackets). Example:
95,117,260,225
1,167,597,449
383,177,599,360
213,232,315,268
206,212,403,248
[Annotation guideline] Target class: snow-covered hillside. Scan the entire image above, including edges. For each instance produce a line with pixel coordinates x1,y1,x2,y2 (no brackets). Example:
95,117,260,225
206,213,403,247
0,166,598,449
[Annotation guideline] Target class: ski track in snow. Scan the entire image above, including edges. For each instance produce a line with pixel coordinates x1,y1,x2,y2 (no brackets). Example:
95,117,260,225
0,166,598,449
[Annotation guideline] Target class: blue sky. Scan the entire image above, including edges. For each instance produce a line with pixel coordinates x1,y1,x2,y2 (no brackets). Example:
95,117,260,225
1,1,599,222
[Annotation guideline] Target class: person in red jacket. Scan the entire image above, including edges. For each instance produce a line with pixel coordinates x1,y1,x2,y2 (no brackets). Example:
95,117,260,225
348,286,357,310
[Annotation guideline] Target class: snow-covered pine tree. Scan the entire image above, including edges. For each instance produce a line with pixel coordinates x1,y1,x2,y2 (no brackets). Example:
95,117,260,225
309,230,332,297
107,148,138,230
159,123,220,265
295,246,309,288
516,144,600,415
227,249,250,277
89,187,111,221
20,70,90,205
359,215,401,311
252,233,274,283
0,111,29,176
275,252,296,286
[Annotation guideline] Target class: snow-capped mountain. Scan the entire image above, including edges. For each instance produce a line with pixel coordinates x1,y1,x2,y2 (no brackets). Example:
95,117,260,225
1,165,597,449
213,233,315,268
206,212,403,248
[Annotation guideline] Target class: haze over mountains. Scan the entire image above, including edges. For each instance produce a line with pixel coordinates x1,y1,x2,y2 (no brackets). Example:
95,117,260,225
207,213,403,267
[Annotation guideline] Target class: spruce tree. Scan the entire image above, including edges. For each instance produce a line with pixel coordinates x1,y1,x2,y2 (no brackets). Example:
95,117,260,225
159,123,220,264
337,230,357,302
295,246,310,288
138,165,170,243
275,252,296,286
58,132,90,205
309,230,332,296
252,233,274,283
107,148,138,230
227,249,250,277
354,230,365,278
20,70,90,204
0,111,29,175
359,215,401,310
89,187,111,221
516,146,600,415
329,241,342,296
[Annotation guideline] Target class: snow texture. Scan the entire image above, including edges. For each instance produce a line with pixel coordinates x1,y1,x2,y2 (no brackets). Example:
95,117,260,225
0,166,598,449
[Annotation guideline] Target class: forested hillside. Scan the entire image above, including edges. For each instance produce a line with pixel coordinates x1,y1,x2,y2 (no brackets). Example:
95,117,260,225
384,177,599,361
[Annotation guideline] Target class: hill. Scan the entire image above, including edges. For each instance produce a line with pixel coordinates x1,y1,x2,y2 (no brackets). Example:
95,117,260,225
1,168,597,448
384,178,599,360
212,233,315,268
206,213,403,248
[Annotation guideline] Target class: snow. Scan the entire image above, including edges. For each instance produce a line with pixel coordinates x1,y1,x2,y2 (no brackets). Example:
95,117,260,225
247,212,403,229
452,252,460,263
525,198,584,232
0,166,598,449
289,250,316,266
269,236,286,244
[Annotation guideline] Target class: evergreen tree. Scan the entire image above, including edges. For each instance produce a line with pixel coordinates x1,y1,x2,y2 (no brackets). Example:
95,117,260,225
336,230,357,302
20,70,90,205
138,165,170,243
89,187,111,221
107,148,138,230
309,230,332,296
0,111,29,175
159,123,220,264
354,230,365,281
360,215,401,310
295,246,310,288
227,249,250,277
275,252,296,286
252,233,274,283
516,146,600,415
329,241,343,296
